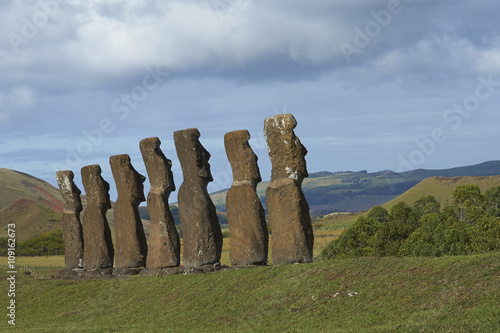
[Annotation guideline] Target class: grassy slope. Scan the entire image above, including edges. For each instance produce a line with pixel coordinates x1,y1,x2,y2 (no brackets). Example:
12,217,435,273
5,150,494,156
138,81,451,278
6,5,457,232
315,175,500,229
382,175,500,211
0,169,62,211
4,161,500,242
1,252,498,332
211,161,500,214
0,198,61,242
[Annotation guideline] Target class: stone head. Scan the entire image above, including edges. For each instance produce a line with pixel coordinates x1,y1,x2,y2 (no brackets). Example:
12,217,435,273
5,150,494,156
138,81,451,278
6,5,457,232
264,113,308,183
174,128,213,185
110,154,146,205
81,164,111,210
139,137,175,194
56,170,82,213
224,130,261,186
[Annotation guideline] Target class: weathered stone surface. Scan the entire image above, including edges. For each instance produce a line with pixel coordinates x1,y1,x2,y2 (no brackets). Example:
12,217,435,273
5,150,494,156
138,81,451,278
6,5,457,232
264,114,314,265
110,154,148,269
174,128,223,267
140,137,180,268
81,165,114,269
56,170,84,269
224,130,268,266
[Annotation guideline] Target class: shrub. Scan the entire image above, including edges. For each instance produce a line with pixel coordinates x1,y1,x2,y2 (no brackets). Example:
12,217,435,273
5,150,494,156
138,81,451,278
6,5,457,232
320,216,380,259
17,230,65,256
321,184,500,260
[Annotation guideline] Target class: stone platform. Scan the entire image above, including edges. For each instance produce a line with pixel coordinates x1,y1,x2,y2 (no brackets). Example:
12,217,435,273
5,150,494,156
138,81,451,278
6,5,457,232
57,264,265,280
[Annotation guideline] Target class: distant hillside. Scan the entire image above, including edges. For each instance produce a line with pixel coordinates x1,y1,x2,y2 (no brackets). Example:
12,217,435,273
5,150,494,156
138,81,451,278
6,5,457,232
3,160,500,242
211,160,500,215
0,168,63,212
0,198,61,242
382,175,500,211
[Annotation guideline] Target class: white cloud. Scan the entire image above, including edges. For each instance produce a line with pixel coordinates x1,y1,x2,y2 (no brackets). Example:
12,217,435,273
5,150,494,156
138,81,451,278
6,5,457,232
0,0,499,187
0,0,498,92
9,86,37,109
478,48,500,75
0,93,7,124
0,86,37,124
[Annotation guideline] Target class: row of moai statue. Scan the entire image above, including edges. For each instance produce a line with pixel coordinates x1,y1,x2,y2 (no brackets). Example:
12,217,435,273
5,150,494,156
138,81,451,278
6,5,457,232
56,114,314,270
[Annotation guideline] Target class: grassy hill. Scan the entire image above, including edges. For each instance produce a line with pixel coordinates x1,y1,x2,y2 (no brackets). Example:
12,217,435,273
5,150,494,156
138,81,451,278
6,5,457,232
382,175,500,211
1,252,498,331
0,168,62,212
313,174,500,230
3,160,500,243
0,198,61,242
211,161,500,216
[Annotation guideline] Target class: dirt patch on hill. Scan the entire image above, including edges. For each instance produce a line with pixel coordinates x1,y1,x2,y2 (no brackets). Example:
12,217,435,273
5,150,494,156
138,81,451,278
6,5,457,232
33,186,63,213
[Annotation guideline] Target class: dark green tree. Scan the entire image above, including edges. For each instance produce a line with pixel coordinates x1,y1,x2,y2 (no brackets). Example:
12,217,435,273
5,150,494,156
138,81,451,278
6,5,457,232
452,184,485,222
374,202,418,256
399,213,443,256
413,195,440,218
367,206,389,223
485,186,500,217
471,215,500,253
320,216,380,259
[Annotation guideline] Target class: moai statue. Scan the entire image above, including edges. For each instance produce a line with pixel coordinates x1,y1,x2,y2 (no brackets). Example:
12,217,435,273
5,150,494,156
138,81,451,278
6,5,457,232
264,114,314,265
56,170,84,269
224,130,268,266
110,154,148,269
81,165,114,269
140,137,180,268
173,128,223,267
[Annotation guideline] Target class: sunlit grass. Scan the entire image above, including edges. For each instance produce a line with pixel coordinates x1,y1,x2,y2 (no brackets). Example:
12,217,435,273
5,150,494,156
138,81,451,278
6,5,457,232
1,230,340,274
2,252,498,332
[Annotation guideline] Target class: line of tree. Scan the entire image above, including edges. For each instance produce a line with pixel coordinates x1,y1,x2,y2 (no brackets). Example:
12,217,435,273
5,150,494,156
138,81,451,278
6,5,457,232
320,184,500,259
0,230,64,256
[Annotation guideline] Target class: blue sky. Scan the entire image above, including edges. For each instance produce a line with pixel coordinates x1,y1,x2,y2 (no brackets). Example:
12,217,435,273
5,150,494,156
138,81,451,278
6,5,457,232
1,0,499,200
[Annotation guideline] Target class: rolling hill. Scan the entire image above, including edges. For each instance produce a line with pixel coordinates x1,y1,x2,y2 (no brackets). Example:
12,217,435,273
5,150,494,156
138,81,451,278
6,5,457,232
2,160,500,242
381,175,500,211
0,169,149,241
0,198,61,242
0,168,62,212
315,175,500,229
211,160,500,215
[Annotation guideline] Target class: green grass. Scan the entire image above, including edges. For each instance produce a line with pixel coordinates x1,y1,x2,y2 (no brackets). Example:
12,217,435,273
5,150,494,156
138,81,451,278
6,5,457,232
1,252,498,332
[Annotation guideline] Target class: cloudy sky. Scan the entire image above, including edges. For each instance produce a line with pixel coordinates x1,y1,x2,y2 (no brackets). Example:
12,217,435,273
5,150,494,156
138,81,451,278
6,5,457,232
1,0,499,200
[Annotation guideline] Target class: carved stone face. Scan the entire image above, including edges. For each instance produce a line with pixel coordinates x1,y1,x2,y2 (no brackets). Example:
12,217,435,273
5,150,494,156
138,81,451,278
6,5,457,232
290,134,309,179
81,165,111,210
56,170,82,212
130,168,147,205
224,130,261,185
244,141,262,184
100,177,112,209
174,128,213,185
165,158,175,192
140,137,175,193
264,113,309,183
110,154,146,205
195,138,213,182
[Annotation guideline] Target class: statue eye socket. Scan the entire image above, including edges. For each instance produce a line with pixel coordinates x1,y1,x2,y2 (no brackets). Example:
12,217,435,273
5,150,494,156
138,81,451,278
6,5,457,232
196,159,203,168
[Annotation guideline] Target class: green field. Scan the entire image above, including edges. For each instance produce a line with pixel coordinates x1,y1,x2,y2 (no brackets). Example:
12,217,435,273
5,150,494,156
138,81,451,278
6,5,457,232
4,228,340,277
1,252,498,332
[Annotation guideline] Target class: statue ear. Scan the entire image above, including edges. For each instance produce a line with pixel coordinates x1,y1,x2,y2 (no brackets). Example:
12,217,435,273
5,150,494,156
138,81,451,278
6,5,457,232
196,158,203,168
